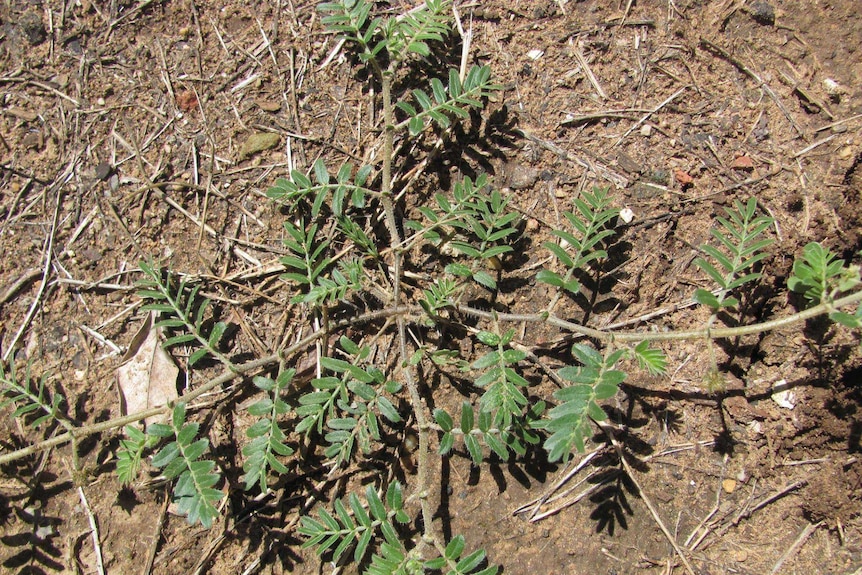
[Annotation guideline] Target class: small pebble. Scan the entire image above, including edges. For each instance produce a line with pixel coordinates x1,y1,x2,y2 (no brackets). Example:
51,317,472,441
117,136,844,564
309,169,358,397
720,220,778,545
838,145,856,160
81,247,101,263
616,152,643,174
674,169,694,185
256,100,282,112
722,479,737,493
749,1,775,25
526,218,539,232
823,78,842,96
19,10,46,45
640,124,652,137
620,207,635,223
238,132,280,160
730,155,755,170
504,163,539,190
21,132,42,150
94,162,114,181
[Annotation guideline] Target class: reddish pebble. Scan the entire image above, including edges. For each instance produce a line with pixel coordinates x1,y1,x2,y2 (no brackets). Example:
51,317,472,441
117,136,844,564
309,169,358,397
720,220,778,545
674,169,694,185
176,90,198,112
731,155,755,170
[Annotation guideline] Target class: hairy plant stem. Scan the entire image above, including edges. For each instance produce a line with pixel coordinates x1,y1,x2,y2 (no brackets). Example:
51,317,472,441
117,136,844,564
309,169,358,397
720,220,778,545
3,289,860,466
0,305,412,466
379,69,436,553
458,287,862,343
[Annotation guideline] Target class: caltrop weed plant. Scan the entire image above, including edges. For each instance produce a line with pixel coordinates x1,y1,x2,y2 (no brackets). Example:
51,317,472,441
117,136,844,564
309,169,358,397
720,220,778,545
2,1,862,574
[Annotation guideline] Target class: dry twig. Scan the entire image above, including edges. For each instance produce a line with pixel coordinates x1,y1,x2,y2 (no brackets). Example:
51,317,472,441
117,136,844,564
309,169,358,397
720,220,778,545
77,485,106,575
699,38,804,138
770,521,822,574
612,86,687,147
2,164,70,362
607,431,697,575
573,43,608,101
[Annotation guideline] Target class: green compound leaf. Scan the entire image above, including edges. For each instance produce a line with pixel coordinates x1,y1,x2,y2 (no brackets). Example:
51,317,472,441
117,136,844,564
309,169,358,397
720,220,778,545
693,197,774,310
434,408,454,432
460,401,474,432
388,0,451,63
241,369,296,492
296,339,399,467
136,261,229,368
632,341,667,376
535,345,627,462
149,403,223,528
397,65,500,136
788,241,861,306
538,187,618,295
116,426,144,482
299,481,409,566
464,433,482,465
0,362,67,431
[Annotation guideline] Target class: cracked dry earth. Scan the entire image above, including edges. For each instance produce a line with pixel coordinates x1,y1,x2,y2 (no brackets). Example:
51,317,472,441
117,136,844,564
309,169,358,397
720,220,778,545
1,0,862,574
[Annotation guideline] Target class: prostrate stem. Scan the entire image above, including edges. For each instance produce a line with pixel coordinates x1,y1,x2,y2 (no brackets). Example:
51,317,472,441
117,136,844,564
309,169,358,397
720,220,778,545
379,66,436,552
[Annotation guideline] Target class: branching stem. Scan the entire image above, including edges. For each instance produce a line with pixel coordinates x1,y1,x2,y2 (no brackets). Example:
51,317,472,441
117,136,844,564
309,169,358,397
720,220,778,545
4,288,860,467
379,66,436,551
4,288,861,466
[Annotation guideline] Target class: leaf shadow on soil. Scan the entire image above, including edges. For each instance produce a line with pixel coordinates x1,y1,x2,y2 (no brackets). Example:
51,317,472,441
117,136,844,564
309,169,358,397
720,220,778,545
585,454,637,536
0,476,69,575
836,365,862,454
230,508,305,573
568,237,633,325
583,403,656,535
421,103,521,195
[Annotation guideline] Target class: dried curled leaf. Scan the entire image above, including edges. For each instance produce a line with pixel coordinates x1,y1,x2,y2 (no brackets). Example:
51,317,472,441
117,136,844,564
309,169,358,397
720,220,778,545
116,312,179,426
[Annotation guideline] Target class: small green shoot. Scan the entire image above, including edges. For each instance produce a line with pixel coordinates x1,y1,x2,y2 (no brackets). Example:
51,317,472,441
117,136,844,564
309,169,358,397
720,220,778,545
632,341,667,376
295,337,402,467
148,403,224,528
267,159,372,217
137,261,229,367
298,482,409,565
693,197,774,309
396,66,500,136
788,241,862,328
535,344,627,462
116,425,158,485
242,369,296,492
0,362,67,430
537,186,619,300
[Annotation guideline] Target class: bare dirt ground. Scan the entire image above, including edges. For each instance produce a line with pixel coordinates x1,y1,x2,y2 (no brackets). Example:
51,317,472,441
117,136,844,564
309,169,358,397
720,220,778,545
1,0,862,574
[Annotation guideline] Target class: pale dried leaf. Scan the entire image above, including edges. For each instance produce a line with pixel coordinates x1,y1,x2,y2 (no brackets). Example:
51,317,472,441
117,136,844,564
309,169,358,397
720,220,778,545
117,312,179,426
